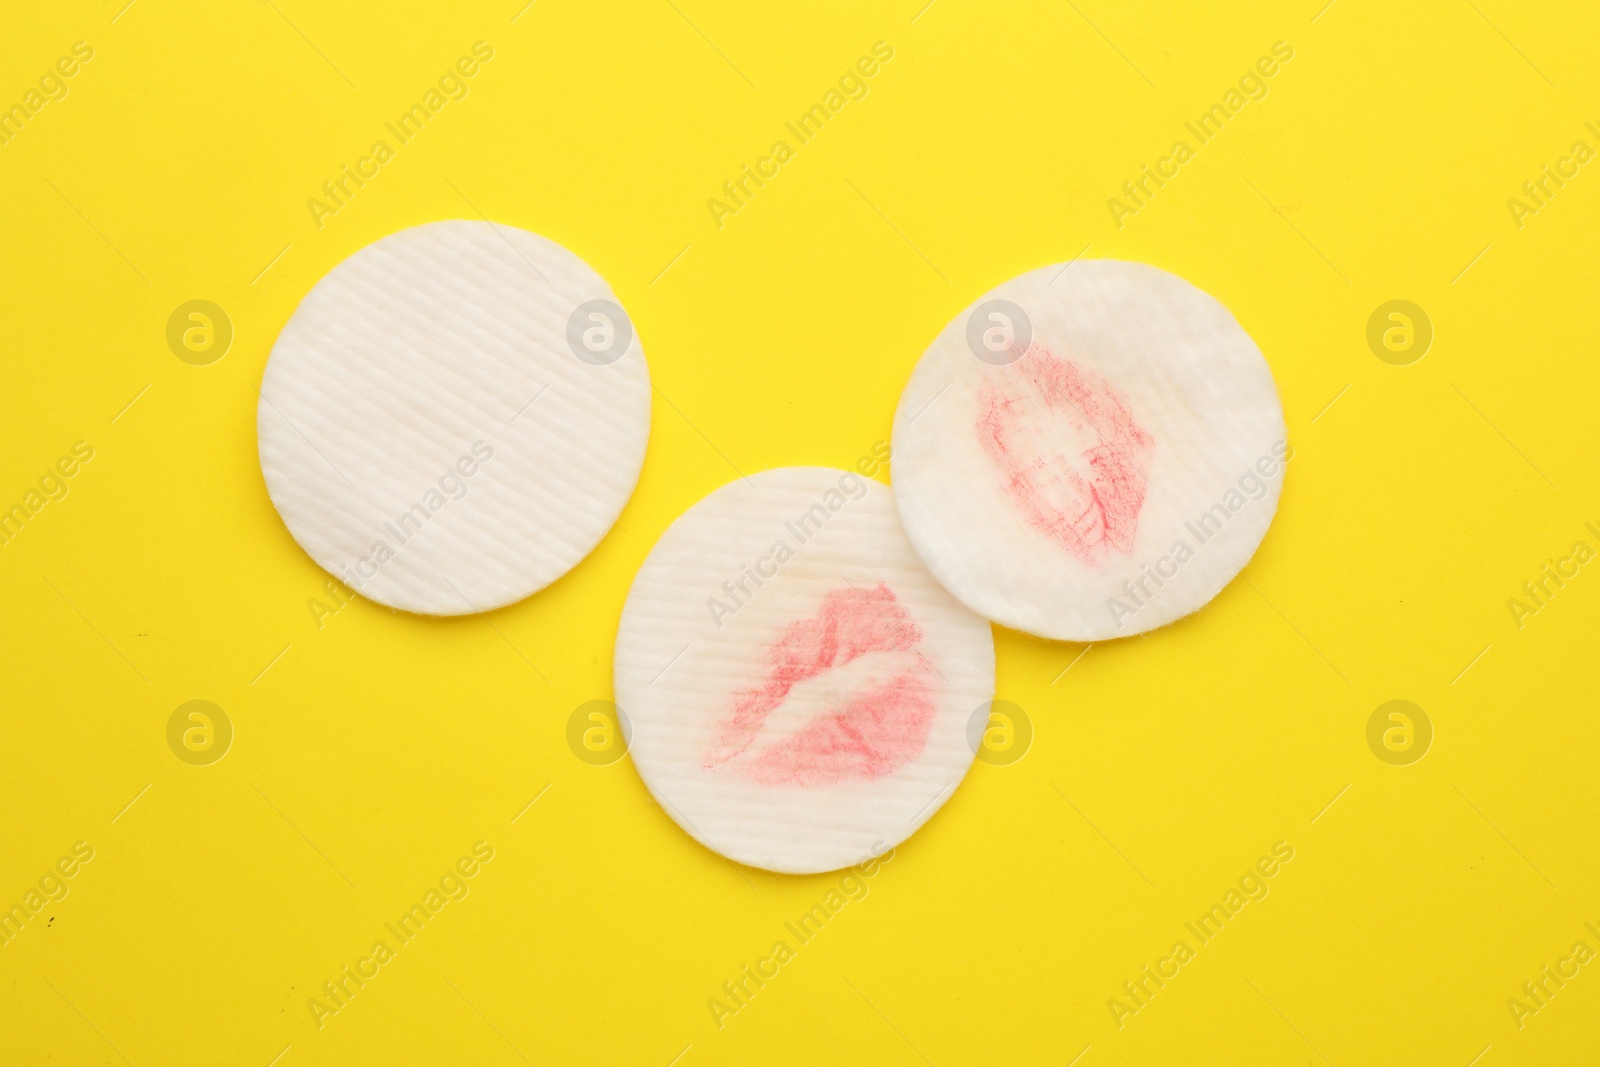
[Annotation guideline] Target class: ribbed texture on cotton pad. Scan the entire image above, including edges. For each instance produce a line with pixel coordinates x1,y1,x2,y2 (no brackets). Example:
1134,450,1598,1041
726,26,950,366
892,260,1286,641
258,220,651,615
615,468,995,875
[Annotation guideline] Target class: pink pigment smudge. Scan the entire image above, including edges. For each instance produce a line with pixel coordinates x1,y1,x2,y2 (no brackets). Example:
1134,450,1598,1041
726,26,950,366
704,583,936,788
976,344,1155,567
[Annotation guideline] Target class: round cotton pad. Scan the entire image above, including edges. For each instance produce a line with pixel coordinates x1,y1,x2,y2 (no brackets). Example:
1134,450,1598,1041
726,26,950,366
892,260,1287,641
257,220,650,615
615,467,995,874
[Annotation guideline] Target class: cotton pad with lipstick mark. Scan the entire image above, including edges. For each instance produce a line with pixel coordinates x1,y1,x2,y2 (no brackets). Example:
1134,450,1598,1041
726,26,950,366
614,467,995,874
257,220,650,615
893,260,1287,641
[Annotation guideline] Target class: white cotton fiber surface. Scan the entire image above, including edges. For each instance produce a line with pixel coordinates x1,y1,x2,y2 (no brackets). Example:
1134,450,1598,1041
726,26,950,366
257,220,650,615
892,260,1287,641
614,467,995,875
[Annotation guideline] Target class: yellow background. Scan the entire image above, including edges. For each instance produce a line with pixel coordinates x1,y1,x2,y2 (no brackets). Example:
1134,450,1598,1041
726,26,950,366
3,0,1598,1063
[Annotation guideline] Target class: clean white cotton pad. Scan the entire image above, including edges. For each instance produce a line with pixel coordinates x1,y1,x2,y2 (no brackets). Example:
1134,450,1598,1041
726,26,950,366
892,260,1287,641
257,220,651,615
614,467,995,874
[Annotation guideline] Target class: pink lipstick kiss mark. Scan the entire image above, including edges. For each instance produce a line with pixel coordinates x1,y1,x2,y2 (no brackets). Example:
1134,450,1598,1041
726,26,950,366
705,584,937,788
976,344,1155,568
